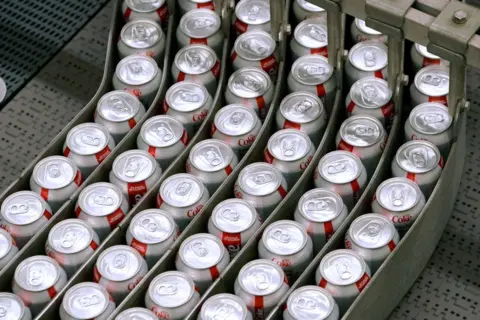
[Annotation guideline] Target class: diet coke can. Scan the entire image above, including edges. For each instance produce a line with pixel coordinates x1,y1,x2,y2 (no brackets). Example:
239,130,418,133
126,209,179,268
175,233,230,293
0,228,18,269
198,293,253,320
371,177,426,232
410,43,449,73
0,191,52,248
292,0,326,23
345,41,388,87
225,67,274,119
45,219,100,278
391,140,443,197
75,182,129,242
232,0,271,35
118,19,166,62
63,123,116,177
283,286,339,320
109,149,162,205
350,18,387,45
179,0,215,15
276,92,328,146
234,259,290,320
116,308,158,320
145,271,201,320
0,292,32,320
95,90,146,144
30,156,82,212
122,0,169,25
294,188,348,252
290,18,328,62
313,151,368,211
234,162,288,221
13,256,68,316
93,245,149,304
207,198,262,258
410,65,449,107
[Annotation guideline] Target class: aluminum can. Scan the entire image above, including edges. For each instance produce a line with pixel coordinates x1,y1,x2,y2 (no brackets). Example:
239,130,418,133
410,65,449,107
75,182,129,242
63,123,116,178
234,259,290,320
0,191,52,248
287,55,336,113
234,162,288,221
276,91,328,146
118,19,166,63
410,43,449,73
179,0,215,15
264,129,315,187
336,115,387,177
45,219,100,278
157,173,210,231
95,90,146,144
292,0,326,23
283,286,339,320
198,293,253,320
294,188,348,252
290,18,328,62
171,44,221,96
109,149,162,205
346,77,394,128
345,41,388,88
350,18,387,45
391,140,443,197
225,67,274,119
0,228,18,269
232,0,271,35
93,245,149,304
162,81,213,138
371,177,426,231
126,209,179,268
145,271,201,320
115,308,158,320
122,0,169,25
13,256,68,316
175,233,230,293
345,213,399,274
0,292,32,320
313,151,368,211
29,156,82,212
186,139,239,195
176,9,224,56
207,198,261,258
231,31,279,80
258,220,313,283
315,249,371,313
59,282,116,320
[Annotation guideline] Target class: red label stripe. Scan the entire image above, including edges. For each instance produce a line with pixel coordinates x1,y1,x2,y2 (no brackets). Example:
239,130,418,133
75,206,82,218
211,61,221,78
234,19,248,34
74,171,82,186
90,240,99,250
225,164,233,176
197,1,214,9
387,240,396,251
43,209,52,220
406,172,416,182
374,70,384,79
124,8,132,20
256,96,266,118
439,157,445,168
40,188,49,201
381,101,394,118
324,221,334,241
311,46,328,57
222,232,241,253
254,296,264,320
355,273,371,292
63,147,71,157
148,146,156,158
106,208,125,229
209,266,220,280
190,38,208,45
177,72,186,82
211,123,217,136
47,287,57,298
264,149,274,164
283,119,301,130
156,194,164,208
347,100,356,114
156,4,169,22
95,146,111,164
162,100,169,114
93,266,101,282
429,95,448,105
278,185,288,199
194,285,200,292
128,118,136,129
231,51,238,62
316,84,326,97
127,181,148,204
422,57,440,67
351,179,361,203
260,55,278,77
318,278,328,288
338,140,354,152
131,238,148,257
181,129,189,145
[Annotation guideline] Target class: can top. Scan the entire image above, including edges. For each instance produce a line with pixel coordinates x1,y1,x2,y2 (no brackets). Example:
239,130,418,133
115,308,158,320
180,9,221,39
280,92,324,124
320,249,367,286
125,0,165,13
354,18,382,35
0,292,28,320
235,30,276,61
175,44,218,75
78,182,124,217
160,173,206,208
295,0,325,12
294,18,328,49
112,149,158,183
62,282,111,319
339,115,384,147
121,19,162,49
33,156,78,190
267,129,312,162
66,123,111,156
129,209,176,244
298,188,345,223
14,255,62,292
96,245,144,282
262,220,308,255
376,177,423,212
349,213,396,249
395,140,441,174
237,259,285,296
141,115,184,148
228,67,271,98
1,191,48,226
212,198,258,233
200,293,250,320
48,219,95,254
286,286,335,320
348,40,388,72
292,55,334,86
214,104,259,137
166,81,210,112
317,151,363,184
414,65,450,97
148,271,196,308
350,77,392,109
415,43,440,60
115,55,158,86
179,233,226,269
97,90,143,123
237,162,284,196
0,229,14,260
189,139,235,173
235,0,271,25
409,102,452,135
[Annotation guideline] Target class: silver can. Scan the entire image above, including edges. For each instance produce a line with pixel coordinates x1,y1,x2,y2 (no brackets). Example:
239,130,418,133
0,228,18,270
283,286,339,320
115,308,158,320
179,0,215,15
0,293,32,320
198,293,254,320
122,0,169,25
232,0,271,35
350,18,387,45
290,18,328,62
410,65,449,107
410,43,449,73
345,40,388,87
118,19,166,63
292,0,326,23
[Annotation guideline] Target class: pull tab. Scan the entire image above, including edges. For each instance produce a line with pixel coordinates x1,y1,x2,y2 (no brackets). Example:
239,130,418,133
140,217,158,232
271,229,291,243
178,90,201,103
229,111,246,126
363,51,377,68
157,283,178,296
247,5,261,21
80,134,101,146
128,61,144,74
360,84,379,104
200,146,224,167
191,241,208,257
241,76,262,92
252,171,274,185
176,181,193,197
423,113,444,125
185,50,204,68
296,297,317,310
252,270,270,291
194,18,214,29
305,65,326,76
109,96,131,114
28,265,44,287
153,123,174,142
326,160,348,175
350,125,376,138
60,226,86,249
0,306,6,317
132,23,150,41
93,194,115,206
281,138,297,157
358,220,384,241
390,186,407,207
221,208,240,221
46,163,62,179
8,203,30,215
124,156,148,178
335,259,352,280
213,303,233,320
113,253,128,269
421,73,447,87
79,294,101,307
293,99,313,114
242,39,267,55
407,147,428,168
308,26,326,42
306,198,333,213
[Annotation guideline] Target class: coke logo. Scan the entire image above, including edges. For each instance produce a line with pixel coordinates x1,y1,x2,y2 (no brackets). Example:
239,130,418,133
127,277,143,291
392,215,413,224
152,307,170,319
272,258,292,267
192,109,208,122
187,204,204,218
223,235,241,242
299,155,313,170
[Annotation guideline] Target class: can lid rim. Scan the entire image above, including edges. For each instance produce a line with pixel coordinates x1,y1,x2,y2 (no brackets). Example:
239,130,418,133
140,115,184,148
120,19,163,49
78,182,124,216
14,256,62,292
349,77,392,108
413,65,450,97
63,282,110,318
414,43,441,60
375,177,422,212
394,140,441,174
65,123,111,156
48,219,94,254
291,55,333,86
1,191,47,225
234,30,276,61
238,259,284,295
214,104,259,137
188,139,235,173
348,40,388,71
179,9,221,39
160,173,206,208
148,270,196,307
0,293,26,318
112,150,157,183
297,188,345,222
319,249,367,286
0,229,13,259
408,102,452,135
201,293,250,319
294,18,329,49
295,0,325,12
261,220,309,255
126,0,166,13
33,156,78,190
179,233,225,269
235,0,271,25
96,245,144,281
174,44,218,75
211,198,258,232
237,162,283,196
318,151,363,183
280,92,324,124
286,285,335,318
348,213,397,249
115,55,159,86
227,67,271,97
267,129,312,161
339,115,385,147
